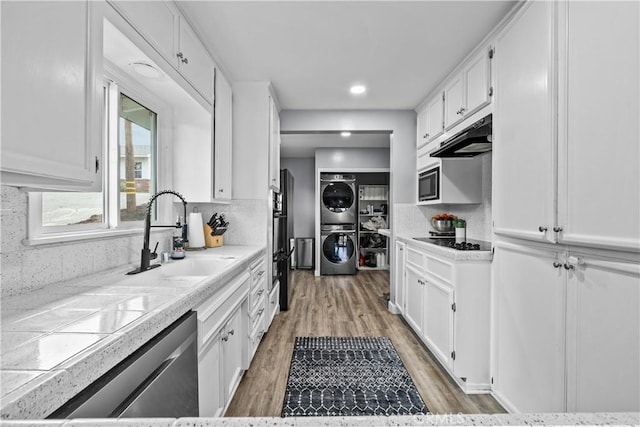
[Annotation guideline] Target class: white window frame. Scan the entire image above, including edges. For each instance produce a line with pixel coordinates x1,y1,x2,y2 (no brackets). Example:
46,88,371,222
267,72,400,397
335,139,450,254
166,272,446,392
26,68,170,245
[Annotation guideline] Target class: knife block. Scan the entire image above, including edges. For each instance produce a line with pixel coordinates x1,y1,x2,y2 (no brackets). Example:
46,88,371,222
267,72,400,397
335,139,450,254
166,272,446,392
203,225,224,248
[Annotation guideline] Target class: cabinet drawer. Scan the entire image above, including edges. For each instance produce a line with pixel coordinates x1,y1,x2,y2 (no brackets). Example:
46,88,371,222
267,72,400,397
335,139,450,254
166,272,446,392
248,323,265,360
197,272,250,346
250,259,267,291
407,247,425,269
249,282,266,312
249,295,266,334
425,255,453,284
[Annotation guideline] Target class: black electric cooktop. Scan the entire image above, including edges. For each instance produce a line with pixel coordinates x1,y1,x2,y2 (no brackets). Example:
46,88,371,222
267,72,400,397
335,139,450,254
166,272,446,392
413,237,492,251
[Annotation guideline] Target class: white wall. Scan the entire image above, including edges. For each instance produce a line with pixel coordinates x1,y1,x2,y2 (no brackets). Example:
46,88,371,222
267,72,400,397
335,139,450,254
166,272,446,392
315,147,390,170
281,158,315,238
280,110,416,204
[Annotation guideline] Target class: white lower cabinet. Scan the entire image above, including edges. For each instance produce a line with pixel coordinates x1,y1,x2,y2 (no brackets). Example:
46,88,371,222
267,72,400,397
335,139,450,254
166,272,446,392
196,271,250,417
267,281,280,326
566,250,640,412
492,242,566,413
423,278,454,370
492,241,640,413
401,242,491,392
404,261,424,337
394,241,406,313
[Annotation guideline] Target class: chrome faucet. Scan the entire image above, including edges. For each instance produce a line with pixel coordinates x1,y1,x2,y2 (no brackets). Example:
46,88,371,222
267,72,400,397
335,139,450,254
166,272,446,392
127,190,188,275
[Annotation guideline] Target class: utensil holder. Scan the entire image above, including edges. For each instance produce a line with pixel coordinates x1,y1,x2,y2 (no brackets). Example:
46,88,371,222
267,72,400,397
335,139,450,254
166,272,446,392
204,225,224,247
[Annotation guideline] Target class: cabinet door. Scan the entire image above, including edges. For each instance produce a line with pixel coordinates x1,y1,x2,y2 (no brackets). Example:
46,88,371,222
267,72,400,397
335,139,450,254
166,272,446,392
198,330,223,417
426,93,445,142
214,68,233,201
178,17,215,104
268,96,280,191
464,48,491,116
493,243,566,413
222,306,244,403
109,1,178,67
444,75,464,130
1,1,101,189
394,242,406,313
566,253,640,412
557,1,639,251
423,278,454,370
493,1,556,243
416,106,428,148
404,264,424,336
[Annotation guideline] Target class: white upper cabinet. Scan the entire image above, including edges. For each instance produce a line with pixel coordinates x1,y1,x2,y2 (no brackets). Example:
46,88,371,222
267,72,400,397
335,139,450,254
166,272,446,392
444,48,492,131
178,18,215,103
426,93,445,143
444,74,464,130
494,0,639,252
110,1,214,105
214,68,233,201
1,0,103,190
493,1,556,243
556,0,639,251
108,1,178,66
463,48,492,116
416,92,445,148
416,106,428,148
268,96,281,192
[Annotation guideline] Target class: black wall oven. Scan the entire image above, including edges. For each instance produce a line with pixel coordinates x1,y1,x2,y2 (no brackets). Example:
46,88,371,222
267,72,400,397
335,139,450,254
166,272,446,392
418,165,440,202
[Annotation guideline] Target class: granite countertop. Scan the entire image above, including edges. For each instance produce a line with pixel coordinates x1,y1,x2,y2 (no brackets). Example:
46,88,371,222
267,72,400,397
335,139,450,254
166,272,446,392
0,245,264,420
396,234,493,261
0,413,638,426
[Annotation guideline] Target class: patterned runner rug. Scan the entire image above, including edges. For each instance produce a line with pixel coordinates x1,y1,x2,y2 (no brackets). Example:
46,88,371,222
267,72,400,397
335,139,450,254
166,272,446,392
281,336,429,417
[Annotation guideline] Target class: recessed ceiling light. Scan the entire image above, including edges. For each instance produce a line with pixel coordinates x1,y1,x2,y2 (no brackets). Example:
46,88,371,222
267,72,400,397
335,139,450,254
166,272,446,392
350,85,366,95
341,132,352,137
129,61,163,79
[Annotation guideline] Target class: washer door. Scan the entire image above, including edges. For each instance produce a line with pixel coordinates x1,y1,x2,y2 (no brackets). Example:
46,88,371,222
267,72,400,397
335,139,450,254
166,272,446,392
322,232,355,264
322,182,354,213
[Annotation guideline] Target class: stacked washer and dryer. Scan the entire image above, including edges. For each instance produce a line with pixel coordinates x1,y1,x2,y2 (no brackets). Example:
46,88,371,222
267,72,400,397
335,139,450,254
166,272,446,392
320,174,358,275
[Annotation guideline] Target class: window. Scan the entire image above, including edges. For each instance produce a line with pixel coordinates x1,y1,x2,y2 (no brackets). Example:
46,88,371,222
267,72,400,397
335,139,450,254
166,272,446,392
31,80,159,238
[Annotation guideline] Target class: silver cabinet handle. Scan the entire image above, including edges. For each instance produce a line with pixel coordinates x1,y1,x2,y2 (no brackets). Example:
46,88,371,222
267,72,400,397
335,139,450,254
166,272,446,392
553,226,563,232
460,107,466,114
218,188,224,193
257,270,265,277
258,308,265,316
227,329,234,336
563,263,575,270
423,133,429,139
538,226,548,232
257,289,264,296
176,52,184,60
552,262,562,268
271,299,276,305
221,335,228,342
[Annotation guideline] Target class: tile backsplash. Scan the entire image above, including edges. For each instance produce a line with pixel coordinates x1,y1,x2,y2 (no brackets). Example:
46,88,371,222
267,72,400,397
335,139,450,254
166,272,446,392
393,154,492,241
0,185,267,297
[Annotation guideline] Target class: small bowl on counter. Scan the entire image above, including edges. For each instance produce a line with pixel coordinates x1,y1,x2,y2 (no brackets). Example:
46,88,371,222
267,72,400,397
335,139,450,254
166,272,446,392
431,219,454,233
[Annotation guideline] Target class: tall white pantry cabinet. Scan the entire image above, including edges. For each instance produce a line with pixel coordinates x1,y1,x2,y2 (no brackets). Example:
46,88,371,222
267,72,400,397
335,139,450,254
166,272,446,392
492,0,639,413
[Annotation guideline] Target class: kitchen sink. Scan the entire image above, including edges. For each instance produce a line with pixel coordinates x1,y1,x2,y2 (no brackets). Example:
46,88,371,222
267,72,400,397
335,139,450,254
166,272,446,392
116,256,238,286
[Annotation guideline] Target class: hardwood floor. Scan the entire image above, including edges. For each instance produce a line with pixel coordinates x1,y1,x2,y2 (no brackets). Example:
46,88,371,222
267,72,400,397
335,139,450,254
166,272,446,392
225,270,505,416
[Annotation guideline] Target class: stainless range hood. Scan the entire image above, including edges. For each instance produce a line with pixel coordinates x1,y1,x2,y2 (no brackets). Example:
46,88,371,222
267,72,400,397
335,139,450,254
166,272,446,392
430,114,492,158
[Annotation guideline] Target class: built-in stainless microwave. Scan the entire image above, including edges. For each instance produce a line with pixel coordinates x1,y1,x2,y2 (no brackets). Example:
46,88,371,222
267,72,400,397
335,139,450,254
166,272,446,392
418,166,439,202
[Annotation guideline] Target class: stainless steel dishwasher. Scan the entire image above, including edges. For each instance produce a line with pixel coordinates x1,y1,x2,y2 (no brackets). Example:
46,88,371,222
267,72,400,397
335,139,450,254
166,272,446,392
49,311,198,418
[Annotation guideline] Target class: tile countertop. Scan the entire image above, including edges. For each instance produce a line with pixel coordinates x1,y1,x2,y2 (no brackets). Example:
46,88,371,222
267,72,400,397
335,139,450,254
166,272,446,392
395,234,493,261
0,245,264,420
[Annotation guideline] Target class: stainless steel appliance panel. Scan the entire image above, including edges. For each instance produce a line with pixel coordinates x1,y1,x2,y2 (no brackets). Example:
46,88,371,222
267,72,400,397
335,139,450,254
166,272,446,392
296,238,315,269
320,174,356,224
418,166,440,202
320,225,357,275
48,312,198,419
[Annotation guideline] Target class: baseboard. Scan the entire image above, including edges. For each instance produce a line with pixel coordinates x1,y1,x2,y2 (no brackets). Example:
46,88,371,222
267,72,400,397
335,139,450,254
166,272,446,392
459,381,492,394
490,389,518,413
387,301,401,314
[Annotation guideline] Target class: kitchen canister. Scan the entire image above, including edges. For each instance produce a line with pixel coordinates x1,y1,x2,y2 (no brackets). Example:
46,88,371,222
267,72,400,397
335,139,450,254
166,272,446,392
187,212,205,249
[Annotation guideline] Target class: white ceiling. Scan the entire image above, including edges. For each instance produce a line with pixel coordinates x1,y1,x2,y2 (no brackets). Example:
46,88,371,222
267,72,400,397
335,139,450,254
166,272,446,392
180,1,517,110
281,132,390,158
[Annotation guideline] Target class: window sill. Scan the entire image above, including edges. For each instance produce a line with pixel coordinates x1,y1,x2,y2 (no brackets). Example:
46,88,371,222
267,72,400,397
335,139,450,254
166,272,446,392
23,227,154,246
